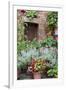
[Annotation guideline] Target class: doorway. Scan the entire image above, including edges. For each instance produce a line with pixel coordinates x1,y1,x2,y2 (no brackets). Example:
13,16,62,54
24,22,38,41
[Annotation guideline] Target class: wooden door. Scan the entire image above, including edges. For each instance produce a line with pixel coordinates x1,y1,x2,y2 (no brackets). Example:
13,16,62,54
24,22,38,41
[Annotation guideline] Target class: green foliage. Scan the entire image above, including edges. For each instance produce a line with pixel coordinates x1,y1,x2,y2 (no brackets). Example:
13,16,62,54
17,16,25,42
26,10,37,20
17,15,25,53
17,61,22,70
41,47,58,66
47,12,58,30
17,53,31,70
17,48,40,69
47,64,58,78
41,37,57,47
34,59,46,72
17,37,58,68
30,39,41,49
17,39,41,53
17,40,27,53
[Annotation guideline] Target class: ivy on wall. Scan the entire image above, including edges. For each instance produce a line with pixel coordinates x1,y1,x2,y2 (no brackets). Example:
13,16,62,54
47,12,58,29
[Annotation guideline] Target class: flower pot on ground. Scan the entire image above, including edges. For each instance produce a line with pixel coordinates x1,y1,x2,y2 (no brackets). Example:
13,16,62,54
33,72,41,79
31,58,46,79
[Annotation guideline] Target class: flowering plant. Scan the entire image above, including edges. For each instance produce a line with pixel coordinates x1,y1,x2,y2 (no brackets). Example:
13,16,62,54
31,58,46,73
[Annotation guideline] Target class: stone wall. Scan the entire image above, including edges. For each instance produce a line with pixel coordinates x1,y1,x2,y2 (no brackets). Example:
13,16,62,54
24,11,48,41
37,11,48,41
17,10,48,41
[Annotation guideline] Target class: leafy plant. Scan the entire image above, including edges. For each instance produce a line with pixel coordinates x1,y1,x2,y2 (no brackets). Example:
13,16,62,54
17,12,25,53
47,12,58,30
17,53,31,70
17,48,40,69
17,40,27,53
41,37,57,47
17,39,41,53
31,59,46,73
47,64,58,78
17,61,22,70
26,10,38,20
30,39,41,49
40,47,58,66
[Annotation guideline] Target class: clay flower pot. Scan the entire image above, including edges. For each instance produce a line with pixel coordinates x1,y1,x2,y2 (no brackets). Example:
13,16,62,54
33,72,41,79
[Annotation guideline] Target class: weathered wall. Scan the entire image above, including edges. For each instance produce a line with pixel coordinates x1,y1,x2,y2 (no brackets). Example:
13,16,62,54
17,10,48,41
37,11,48,41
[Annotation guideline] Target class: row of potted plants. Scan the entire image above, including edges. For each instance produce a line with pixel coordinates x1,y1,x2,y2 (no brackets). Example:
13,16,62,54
27,58,49,79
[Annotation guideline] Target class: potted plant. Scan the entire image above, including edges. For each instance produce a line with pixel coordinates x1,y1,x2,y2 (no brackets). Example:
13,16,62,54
31,58,46,79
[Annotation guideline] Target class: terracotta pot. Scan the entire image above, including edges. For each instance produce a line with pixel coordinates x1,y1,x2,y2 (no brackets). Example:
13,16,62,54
33,72,41,79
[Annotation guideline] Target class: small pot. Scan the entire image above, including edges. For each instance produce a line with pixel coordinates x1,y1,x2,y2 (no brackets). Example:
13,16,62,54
33,72,41,79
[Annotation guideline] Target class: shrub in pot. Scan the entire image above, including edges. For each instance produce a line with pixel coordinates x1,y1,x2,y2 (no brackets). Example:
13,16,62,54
31,58,47,79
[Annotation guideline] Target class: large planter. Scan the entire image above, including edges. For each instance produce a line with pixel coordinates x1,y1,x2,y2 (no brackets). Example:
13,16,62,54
33,72,41,79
